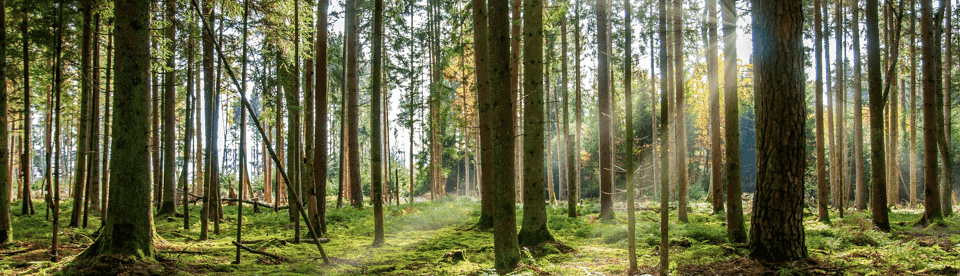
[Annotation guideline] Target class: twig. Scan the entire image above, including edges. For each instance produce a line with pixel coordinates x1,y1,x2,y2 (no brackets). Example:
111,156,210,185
232,241,286,261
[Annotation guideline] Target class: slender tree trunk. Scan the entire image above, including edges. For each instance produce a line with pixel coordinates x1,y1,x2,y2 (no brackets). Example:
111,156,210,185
315,0,329,235
867,0,890,231
562,15,576,218
71,0,94,228
0,0,10,245
83,13,101,227
370,0,385,247
574,3,582,206
303,0,317,236
51,2,65,257
199,0,214,240
597,0,614,222
815,0,829,223
941,0,954,217
157,0,177,216
512,0,523,203
180,14,195,229
721,0,746,243
346,0,362,208
658,0,671,270
909,0,917,207
473,0,494,228
78,0,155,258
20,12,35,216
854,0,867,210
286,0,302,241
835,0,845,217
673,0,688,223
707,0,721,213
102,27,113,217
624,1,636,272
749,0,808,261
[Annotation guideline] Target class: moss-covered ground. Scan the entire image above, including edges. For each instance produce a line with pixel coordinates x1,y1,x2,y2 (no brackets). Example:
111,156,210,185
1,197,958,275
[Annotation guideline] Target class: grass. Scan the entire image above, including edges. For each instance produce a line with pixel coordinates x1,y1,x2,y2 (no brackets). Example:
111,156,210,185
0,198,958,275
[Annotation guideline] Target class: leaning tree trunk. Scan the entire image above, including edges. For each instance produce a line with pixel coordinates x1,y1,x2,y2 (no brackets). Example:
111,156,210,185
78,0,155,259
749,0,808,262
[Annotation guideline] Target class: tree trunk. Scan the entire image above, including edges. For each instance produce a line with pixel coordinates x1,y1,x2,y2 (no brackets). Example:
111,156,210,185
624,1,636,273
854,0,867,210
658,0,671,271
597,0,614,222
518,0,554,246
574,3,582,206
707,0,721,214
370,0,385,247
0,0,10,245
815,0,830,223
199,0,215,240
867,0,890,231
180,13,195,229
835,0,845,217
941,0,954,217
20,11,35,216
673,0,688,223
749,0,808,261
79,0,156,259
473,0,494,229
919,0,945,225
562,15,576,218
157,0,177,217
51,2,65,258
315,0,329,235
490,0,521,264
102,27,113,217
346,0,362,209
83,13,101,226
722,0,746,244
71,0,94,228
909,0,917,207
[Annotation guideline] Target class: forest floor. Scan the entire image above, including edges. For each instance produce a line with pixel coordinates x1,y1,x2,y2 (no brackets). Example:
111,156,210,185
1,196,959,275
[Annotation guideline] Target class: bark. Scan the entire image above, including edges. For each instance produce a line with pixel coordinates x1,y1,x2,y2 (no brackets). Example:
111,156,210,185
315,0,329,235
101,25,113,217
473,0,494,229
623,1,636,272
157,0,177,217
562,16,576,218
941,0,954,217
303,0,316,235
346,0,362,208
180,15,195,229
489,0,520,270
20,11,35,216
658,0,671,271
71,0,94,228
909,0,917,207
918,0,945,225
722,0,746,244
0,0,9,245
574,3,582,206
597,0,614,222
673,0,688,223
78,0,156,259
707,0,722,213
749,0,808,261
854,0,867,210
199,0,214,240
84,13,101,226
815,0,830,223
518,0,554,246
285,0,302,241
371,0,385,247
868,0,890,231
51,2,64,259
835,0,845,216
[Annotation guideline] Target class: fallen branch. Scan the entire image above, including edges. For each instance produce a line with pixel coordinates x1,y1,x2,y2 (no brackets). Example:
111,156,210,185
232,241,285,261
221,198,282,210
299,238,331,244
0,249,30,256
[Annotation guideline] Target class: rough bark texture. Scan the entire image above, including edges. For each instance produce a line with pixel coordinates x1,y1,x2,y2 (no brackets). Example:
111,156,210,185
473,0,494,230
748,0,808,261
909,0,917,207
941,0,954,217
371,0,385,247
346,0,362,209
199,0,215,240
722,0,746,244
489,0,520,270
79,0,156,259
854,0,867,211
314,0,329,235
623,1,636,273
597,0,614,222
919,0,944,225
867,0,890,231
71,0,94,228
814,0,830,223
157,0,177,217
518,0,554,247
658,0,671,272
707,0,722,214
0,0,10,245
673,0,688,223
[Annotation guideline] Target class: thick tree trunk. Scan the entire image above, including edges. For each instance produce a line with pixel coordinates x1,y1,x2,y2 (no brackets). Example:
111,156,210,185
941,0,954,217
867,0,890,231
473,0,494,229
722,0,746,243
79,0,155,259
749,0,808,261
919,0,945,225
315,0,329,235
489,0,520,270
346,0,362,208
518,0,554,246
370,0,385,247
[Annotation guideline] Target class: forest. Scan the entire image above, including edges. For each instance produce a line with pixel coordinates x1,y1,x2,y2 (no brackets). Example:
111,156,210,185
1,0,960,274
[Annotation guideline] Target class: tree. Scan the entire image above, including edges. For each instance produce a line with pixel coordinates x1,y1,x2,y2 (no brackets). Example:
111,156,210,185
749,0,808,261
722,0,747,243
157,0,178,217
489,0,520,270
574,1,583,208
473,0,494,229
200,0,216,240
51,1,65,259
20,8,35,217
371,0,385,247
834,0,846,217
562,15,576,219
180,11,196,229
597,0,614,222
71,0,95,228
284,0,303,242
79,0,156,259
673,0,689,223
909,0,917,207
867,0,890,231
658,0,671,271
346,0,362,208
0,0,9,246
941,0,954,217
918,0,943,225
314,0,329,235
624,0,637,272
814,0,830,223
854,0,867,211
518,0,554,247
707,0,722,214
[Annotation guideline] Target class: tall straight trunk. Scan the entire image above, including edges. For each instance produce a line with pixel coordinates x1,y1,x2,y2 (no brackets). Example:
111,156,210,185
512,0,523,202
488,0,520,270
84,13,102,227
276,71,284,207
919,0,944,225
46,77,53,221
78,0,155,258
722,0,746,243
673,0,688,223
826,0,838,215
0,0,9,245
287,0,302,241
854,0,867,210
181,16,195,229
158,0,177,216
199,0,214,240
315,0,329,234
71,0,95,228
909,0,917,207
518,0,554,246
597,0,614,222
20,12,35,216
370,0,385,247
657,0,671,270
346,0,362,208
473,0,493,228
562,16,576,218
814,0,830,223
623,1,636,272
303,0,317,235
936,1,953,217
706,0,721,213
835,0,845,216
408,2,416,207
574,2,582,206
338,58,346,208
749,0,808,261
151,31,161,210
867,0,890,231
51,2,64,257
102,27,113,216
